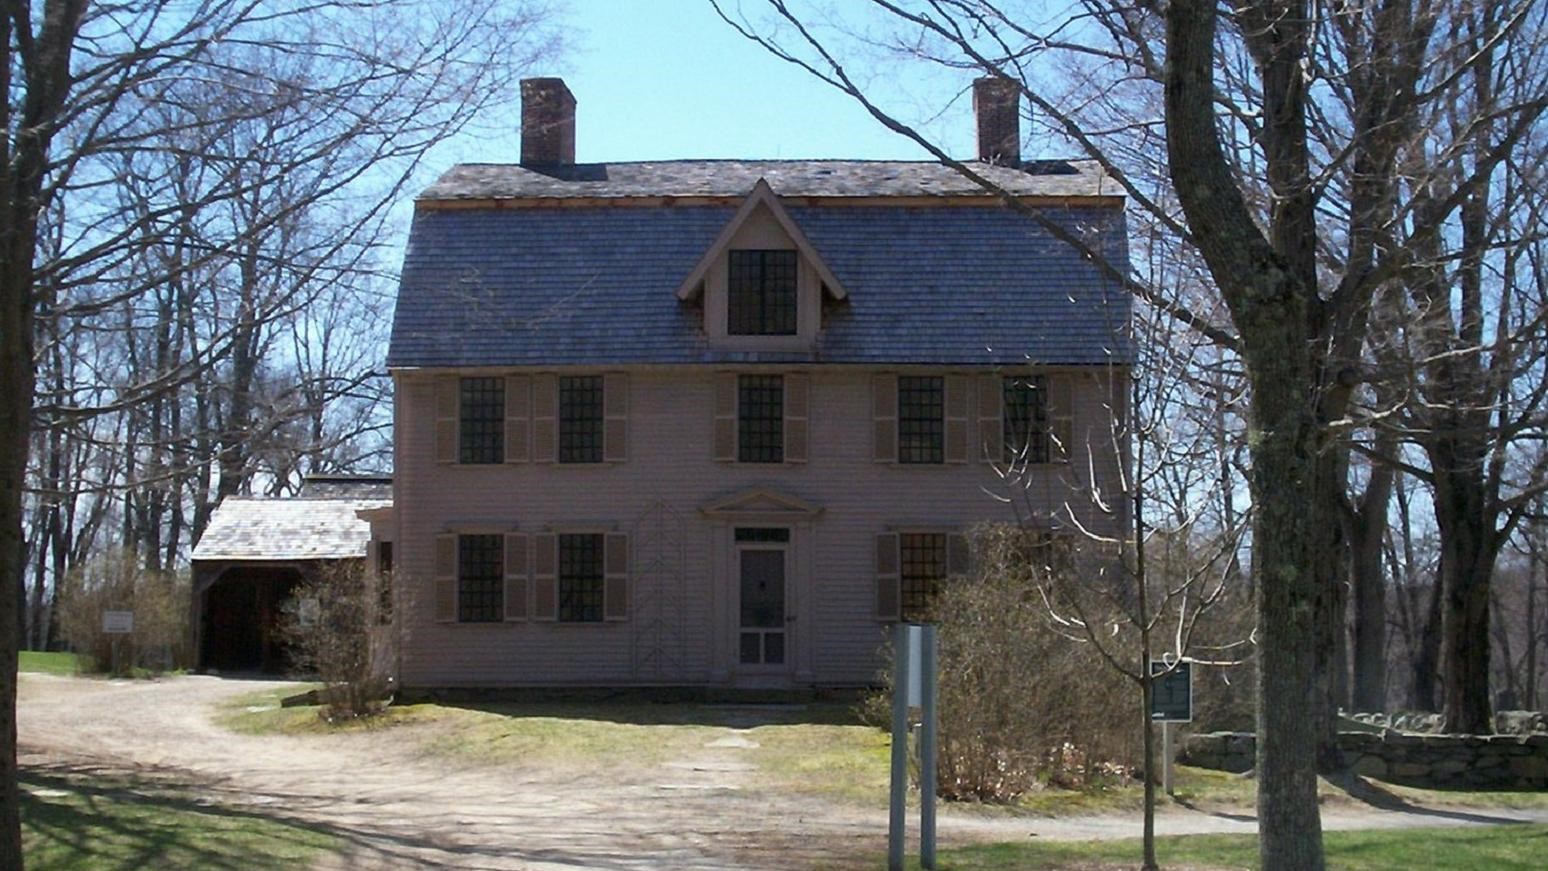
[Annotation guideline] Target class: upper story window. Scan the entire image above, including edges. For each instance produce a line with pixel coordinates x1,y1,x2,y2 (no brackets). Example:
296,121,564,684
459,377,504,464
457,533,503,623
738,375,784,463
899,532,948,622
559,375,604,463
1003,375,1050,464
558,533,604,622
898,376,945,464
728,250,798,336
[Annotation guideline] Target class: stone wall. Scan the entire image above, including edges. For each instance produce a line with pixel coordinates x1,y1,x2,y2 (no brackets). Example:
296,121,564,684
1180,731,1548,790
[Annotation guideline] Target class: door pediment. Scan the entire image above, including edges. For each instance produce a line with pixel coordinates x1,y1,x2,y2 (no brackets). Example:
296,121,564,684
701,486,823,519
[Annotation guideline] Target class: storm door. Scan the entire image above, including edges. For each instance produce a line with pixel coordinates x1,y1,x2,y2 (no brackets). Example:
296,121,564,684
735,527,789,669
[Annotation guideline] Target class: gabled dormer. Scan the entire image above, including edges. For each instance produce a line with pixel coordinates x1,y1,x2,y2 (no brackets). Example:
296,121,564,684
677,179,847,352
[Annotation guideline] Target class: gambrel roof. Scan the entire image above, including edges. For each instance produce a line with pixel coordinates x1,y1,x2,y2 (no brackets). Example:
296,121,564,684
389,160,1131,369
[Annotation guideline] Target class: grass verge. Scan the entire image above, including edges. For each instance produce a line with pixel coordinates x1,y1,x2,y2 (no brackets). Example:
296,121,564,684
920,823,1548,870
18,652,81,675
21,771,339,871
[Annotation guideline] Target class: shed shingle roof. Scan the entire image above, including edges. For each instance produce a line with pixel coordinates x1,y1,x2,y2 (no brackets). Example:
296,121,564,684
419,159,1117,201
389,199,1131,368
190,496,390,562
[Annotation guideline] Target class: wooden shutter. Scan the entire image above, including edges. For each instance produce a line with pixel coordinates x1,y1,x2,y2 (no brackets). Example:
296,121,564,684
504,375,531,463
604,532,629,621
1048,373,1075,463
945,375,969,463
504,533,529,621
947,533,972,578
433,533,457,623
714,373,737,461
604,373,629,462
872,374,898,463
784,372,809,463
875,532,900,621
532,533,558,620
434,377,458,464
532,374,557,463
978,374,1003,463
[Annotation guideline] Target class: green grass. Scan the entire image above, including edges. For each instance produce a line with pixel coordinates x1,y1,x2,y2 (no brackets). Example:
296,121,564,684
18,651,81,675
21,771,339,871
919,824,1548,870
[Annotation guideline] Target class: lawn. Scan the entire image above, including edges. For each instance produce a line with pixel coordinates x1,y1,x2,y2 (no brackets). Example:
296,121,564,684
922,823,1548,870
21,771,339,871
18,651,81,676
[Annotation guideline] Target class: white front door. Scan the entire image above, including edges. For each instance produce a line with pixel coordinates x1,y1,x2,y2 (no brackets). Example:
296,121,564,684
736,531,790,672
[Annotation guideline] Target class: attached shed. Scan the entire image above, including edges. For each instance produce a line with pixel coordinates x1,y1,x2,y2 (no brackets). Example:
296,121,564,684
190,476,392,673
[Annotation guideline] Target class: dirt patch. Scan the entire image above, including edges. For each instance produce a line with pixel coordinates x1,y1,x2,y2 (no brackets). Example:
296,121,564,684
19,674,1548,869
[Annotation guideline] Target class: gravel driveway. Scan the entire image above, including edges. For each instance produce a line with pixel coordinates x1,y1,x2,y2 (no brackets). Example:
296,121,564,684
18,673,1548,869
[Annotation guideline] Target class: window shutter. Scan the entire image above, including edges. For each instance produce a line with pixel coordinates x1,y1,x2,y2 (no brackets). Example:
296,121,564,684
978,374,1003,463
784,372,809,463
504,375,531,463
433,533,457,623
532,374,557,463
532,533,558,620
875,532,900,621
504,533,529,621
1048,373,1075,463
604,532,629,621
604,373,629,462
872,374,898,463
713,373,737,462
945,375,969,463
947,533,972,578
434,377,458,464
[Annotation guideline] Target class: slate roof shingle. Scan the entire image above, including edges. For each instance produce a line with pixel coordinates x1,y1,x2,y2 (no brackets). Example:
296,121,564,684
190,496,390,562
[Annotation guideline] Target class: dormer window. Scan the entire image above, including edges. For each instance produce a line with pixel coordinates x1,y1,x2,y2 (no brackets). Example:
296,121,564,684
728,250,797,336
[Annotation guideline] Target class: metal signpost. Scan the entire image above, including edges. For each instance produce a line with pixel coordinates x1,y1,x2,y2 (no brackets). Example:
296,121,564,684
1149,659,1192,795
102,610,134,676
888,622,938,871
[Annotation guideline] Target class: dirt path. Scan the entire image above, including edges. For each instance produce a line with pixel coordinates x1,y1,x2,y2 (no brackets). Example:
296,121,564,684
18,674,1548,869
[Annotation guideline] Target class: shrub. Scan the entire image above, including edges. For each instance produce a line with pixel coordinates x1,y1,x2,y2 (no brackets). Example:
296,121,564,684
868,525,1138,802
57,549,189,676
279,560,395,721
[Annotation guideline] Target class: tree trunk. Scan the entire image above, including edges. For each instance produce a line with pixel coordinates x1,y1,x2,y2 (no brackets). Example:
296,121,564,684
1433,465,1498,734
1346,460,1395,713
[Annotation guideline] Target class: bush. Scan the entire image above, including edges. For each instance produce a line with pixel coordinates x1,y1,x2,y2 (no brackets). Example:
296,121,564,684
279,560,395,721
57,549,189,676
867,525,1138,802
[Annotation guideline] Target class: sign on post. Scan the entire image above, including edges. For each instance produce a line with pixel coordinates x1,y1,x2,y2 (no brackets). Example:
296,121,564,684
101,611,134,635
1149,659,1192,722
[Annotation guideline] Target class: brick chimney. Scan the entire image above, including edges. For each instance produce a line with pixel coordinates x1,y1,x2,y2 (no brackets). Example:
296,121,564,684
973,77,1021,165
520,77,576,166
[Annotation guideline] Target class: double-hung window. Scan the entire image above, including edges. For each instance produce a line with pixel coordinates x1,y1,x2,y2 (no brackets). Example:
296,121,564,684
1003,375,1050,464
459,377,504,464
899,532,948,622
457,534,503,623
738,375,784,463
728,250,798,336
558,375,604,463
897,376,945,464
558,533,604,622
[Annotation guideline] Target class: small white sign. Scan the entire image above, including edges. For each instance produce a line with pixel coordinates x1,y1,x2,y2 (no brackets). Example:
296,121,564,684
101,610,134,634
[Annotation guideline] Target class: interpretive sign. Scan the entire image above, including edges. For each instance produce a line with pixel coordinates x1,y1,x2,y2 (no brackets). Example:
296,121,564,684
1150,659,1192,723
101,610,134,635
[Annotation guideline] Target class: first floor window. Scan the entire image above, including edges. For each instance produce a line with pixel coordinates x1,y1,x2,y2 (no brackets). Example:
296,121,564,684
559,375,604,463
558,533,604,622
457,534,502,622
1003,374,1049,463
898,376,944,464
459,377,505,464
899,532,948,621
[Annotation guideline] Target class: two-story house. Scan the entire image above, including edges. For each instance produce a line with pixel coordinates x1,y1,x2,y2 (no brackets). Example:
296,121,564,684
380,77,1130,691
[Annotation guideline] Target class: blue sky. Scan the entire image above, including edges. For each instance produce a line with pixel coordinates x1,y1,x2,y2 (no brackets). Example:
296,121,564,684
436,0,981,166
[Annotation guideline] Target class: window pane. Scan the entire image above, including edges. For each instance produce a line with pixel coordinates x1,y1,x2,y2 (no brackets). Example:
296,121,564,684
740,632,762,664
457,534,503,623
897,376,944,464
558,375,604,463
1003,375,1050,464
558,533,604,622
737,374,784,463
728,250,798,336
459,377,504,464
899,532,947,622
734,527,790,543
